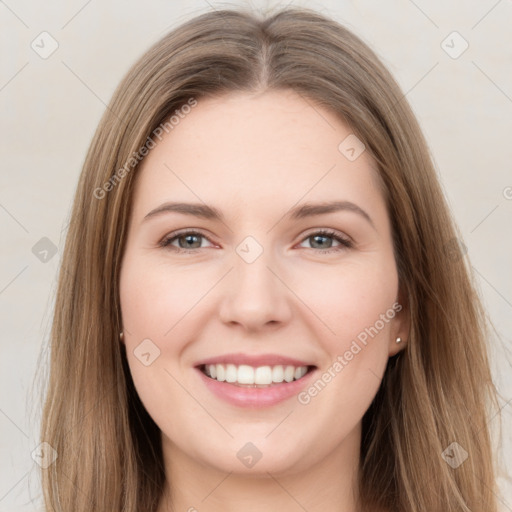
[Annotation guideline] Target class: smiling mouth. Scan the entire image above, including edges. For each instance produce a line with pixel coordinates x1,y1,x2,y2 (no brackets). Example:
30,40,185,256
198,363,317,388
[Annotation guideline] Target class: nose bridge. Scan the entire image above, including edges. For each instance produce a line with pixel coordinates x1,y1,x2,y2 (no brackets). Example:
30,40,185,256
218,238,292,329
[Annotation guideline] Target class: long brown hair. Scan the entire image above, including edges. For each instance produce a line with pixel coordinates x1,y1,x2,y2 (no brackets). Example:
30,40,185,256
38,6,501,511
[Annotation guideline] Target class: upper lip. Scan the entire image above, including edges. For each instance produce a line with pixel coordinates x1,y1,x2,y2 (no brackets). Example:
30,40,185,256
195,353,316,368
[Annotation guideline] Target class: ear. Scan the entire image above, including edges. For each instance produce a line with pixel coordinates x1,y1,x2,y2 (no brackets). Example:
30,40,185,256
388,285,410,357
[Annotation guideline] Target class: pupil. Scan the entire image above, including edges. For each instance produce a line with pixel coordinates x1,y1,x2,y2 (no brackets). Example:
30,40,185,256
180,234,201,248
311,235,332,249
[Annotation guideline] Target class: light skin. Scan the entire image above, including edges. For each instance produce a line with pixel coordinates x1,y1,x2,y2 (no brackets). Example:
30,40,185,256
119,89,409,512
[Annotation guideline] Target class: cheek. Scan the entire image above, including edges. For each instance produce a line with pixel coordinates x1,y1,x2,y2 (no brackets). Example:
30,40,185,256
120,247,399,362
119,257,218,338
119,256,221,414
288,254,398,347
293,255,398,424
119,258,200,433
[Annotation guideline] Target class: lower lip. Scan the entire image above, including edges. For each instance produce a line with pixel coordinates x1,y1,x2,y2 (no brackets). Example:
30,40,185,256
195,367,317,408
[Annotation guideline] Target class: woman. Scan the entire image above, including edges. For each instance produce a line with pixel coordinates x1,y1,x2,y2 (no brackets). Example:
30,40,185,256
39,6,501,511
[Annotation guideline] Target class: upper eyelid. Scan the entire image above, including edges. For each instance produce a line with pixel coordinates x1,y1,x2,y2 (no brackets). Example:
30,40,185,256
161,229,216,245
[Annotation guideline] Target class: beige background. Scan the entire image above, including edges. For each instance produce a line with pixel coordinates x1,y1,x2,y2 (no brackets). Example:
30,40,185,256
0,0,511,509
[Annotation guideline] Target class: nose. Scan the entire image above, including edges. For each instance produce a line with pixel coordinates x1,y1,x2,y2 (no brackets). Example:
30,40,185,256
218,248,293,332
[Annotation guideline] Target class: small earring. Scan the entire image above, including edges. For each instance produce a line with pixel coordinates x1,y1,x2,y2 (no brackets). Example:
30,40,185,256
396,337,402,343
119,331,124,342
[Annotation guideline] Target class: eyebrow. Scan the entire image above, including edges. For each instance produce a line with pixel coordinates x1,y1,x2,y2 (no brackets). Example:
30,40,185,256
143,200,375,229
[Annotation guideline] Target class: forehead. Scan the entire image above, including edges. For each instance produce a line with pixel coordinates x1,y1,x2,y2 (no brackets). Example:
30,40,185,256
131,89,385,222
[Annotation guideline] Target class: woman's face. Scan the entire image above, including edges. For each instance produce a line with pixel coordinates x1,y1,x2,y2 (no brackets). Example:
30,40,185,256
119,89,408,476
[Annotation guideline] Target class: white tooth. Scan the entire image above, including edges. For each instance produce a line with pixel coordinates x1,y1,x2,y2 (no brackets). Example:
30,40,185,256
254,366,273,385
237,365,255,384
208,364,309,384
216,364,225,381
284,365,295,382
225,364,237,383
294,366,307,380
272,365,284,383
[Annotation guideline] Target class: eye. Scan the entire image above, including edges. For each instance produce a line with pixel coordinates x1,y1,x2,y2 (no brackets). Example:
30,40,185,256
159,228,353,254
159,230,215,252
298,229,352,253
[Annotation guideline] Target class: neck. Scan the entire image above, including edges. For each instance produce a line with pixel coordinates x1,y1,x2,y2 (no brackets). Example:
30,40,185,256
157,425,362,512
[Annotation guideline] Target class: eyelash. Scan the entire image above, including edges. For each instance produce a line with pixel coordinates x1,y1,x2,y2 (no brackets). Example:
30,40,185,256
158,229,353,254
